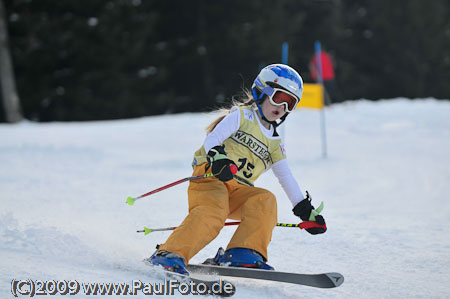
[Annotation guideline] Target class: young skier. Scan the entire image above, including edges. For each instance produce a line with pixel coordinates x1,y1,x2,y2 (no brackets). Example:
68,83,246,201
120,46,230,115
148,64,327,275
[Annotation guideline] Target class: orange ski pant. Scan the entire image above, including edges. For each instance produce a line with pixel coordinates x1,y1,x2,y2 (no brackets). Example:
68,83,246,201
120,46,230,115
158,163,277,263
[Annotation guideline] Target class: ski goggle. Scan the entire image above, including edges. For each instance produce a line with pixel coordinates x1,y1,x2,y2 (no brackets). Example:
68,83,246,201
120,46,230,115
266,88,299,112
253,77,300,112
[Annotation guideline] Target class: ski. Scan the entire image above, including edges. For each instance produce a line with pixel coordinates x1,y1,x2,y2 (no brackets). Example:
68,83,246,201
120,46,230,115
143,259,236,297
186,263,344,289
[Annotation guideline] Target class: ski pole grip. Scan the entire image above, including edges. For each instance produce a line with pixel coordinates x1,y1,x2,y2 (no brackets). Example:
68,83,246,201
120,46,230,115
230,164,238,174
299,221,327,230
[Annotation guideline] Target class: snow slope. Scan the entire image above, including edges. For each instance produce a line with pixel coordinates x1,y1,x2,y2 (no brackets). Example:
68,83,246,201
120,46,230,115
1,98,450,298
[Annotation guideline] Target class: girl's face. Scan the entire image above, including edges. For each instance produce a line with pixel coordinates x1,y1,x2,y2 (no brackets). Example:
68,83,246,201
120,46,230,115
261,97,287,122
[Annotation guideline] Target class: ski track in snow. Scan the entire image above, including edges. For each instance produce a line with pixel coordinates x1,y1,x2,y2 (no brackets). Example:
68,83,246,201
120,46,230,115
1,98,450,298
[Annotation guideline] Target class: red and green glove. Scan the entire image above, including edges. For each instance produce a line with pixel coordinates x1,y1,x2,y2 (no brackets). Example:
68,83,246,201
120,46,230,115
207,145,237,182
293,191,327,235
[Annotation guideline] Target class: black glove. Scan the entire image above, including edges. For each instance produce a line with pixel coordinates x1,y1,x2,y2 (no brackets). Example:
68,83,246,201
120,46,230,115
207,145,237,182
292,191,327,235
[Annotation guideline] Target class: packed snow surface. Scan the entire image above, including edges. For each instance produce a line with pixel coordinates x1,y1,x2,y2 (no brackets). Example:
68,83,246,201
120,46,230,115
1,98,450,298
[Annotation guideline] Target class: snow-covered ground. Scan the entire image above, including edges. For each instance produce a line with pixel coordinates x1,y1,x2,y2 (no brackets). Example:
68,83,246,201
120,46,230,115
1,98,449,298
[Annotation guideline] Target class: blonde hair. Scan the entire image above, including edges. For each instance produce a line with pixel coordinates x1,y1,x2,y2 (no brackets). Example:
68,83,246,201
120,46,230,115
205,88,257,133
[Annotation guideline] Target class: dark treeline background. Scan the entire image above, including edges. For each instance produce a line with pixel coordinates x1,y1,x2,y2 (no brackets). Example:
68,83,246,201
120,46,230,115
2,0,450,122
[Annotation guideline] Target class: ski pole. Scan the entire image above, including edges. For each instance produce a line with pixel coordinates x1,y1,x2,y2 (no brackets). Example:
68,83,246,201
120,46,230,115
126,173,213,206
126,165,238,206
137,221,324,235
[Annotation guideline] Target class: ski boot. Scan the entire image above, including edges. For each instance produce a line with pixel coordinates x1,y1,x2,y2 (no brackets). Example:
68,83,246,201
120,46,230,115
147,250,189,275
205,247,274,270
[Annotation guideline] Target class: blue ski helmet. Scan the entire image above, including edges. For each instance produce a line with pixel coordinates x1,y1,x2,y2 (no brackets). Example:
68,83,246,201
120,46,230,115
251,64,303,111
